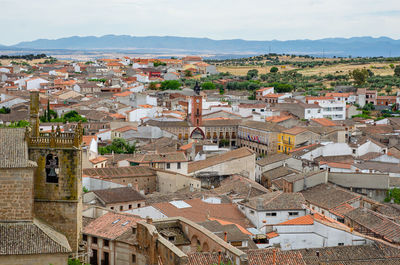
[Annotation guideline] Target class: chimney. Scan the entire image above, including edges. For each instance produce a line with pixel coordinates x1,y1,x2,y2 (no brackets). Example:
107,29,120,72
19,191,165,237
135,182,139,192
257,197,263,210
218,250,222,265
224,232,227,242
272,248,277,265
146,217,153,225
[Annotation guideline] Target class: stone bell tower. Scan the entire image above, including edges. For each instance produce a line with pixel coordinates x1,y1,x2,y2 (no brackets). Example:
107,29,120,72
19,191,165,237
27,91,83,253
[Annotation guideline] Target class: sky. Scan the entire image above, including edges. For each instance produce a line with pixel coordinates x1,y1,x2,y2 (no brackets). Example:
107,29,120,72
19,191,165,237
1,0,400,45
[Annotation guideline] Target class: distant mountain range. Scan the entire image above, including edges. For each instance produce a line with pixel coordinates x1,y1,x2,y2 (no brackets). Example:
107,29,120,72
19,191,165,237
1,35,400,57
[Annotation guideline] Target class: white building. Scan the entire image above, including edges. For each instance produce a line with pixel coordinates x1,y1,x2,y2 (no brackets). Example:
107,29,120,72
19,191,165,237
25,77,49,90
267,213,371,250
238,192,306,231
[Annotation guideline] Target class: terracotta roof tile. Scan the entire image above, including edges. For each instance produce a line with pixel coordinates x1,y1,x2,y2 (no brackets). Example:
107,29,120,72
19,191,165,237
311,118,337,127
153,198,252,228
266,231,279,239
83,212,142,240
188,147,254,173
282,127,308,135
276,215,314,226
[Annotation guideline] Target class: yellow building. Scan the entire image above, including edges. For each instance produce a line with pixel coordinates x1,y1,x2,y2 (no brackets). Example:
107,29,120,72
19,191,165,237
277,127,310,154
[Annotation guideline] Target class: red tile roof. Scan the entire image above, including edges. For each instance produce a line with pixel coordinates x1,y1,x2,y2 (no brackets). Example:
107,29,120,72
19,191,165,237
153,198,252,228
276,215,314,226
282,127,308,135
266,231,279,239
83,212,142,240
266,115,292,123
311,118,337,127
208,217,252,236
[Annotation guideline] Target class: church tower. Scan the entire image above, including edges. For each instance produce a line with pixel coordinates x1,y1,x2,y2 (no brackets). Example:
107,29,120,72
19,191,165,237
27,91,83,253
191,82,202,127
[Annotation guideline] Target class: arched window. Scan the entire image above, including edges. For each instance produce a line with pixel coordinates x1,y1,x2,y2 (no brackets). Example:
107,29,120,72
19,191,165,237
45,154,59,183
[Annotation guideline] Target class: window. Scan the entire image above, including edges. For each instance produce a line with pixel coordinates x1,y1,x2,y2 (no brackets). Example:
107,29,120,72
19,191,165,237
132,254,136,263
92,237,98,244
45,154,59,183
338,243,344,246
177,162,181,169
129,205,132,209
83,234,87,241
352,149,356,154
250,210,255,215
289,212,299,216
110,207,114,210
166,163,170,169
138,203,141,208
104,239,109,247
266,212,277,217
120,206,123,211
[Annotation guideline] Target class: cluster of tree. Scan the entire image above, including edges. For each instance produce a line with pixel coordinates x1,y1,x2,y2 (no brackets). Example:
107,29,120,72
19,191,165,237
246,69,259,80
10,61,31,66
0,54,47,60
1,120,30,128
153,60,167,67
0,107,11,114
88,78,107,83
40,110,87,123
395,65,400,77
385,188,400,204
99,138,136,155
265,82,294,93
201,82,216,90
39,57,58,64
160,80,181,90
226,81,261,91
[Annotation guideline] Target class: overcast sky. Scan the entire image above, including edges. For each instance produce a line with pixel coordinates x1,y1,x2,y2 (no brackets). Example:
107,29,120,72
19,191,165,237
1,0,400,45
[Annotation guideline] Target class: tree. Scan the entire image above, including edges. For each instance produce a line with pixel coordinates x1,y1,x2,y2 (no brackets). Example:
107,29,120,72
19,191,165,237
153,60,166,67
99,138,136,155
246,69,258,80
148,82,158,90
0,107,10,114
270,67,279,73
363,103,375,111
184,70,193,77
350,69,369,85
47,100,51,122
385,188,400,204
394,65,400,77
7,120,30,128
201,82,216,90
160,80,181,90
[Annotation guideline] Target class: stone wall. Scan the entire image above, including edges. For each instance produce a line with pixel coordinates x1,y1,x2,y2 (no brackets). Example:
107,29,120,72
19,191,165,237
103,175,157,194
156,170,201,193
29,147,83,253
0,168,34,221
34,200,82,253
0,253,68,265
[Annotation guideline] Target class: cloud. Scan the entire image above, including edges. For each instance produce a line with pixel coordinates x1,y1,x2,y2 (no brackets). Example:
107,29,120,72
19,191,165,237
1,0,400,45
